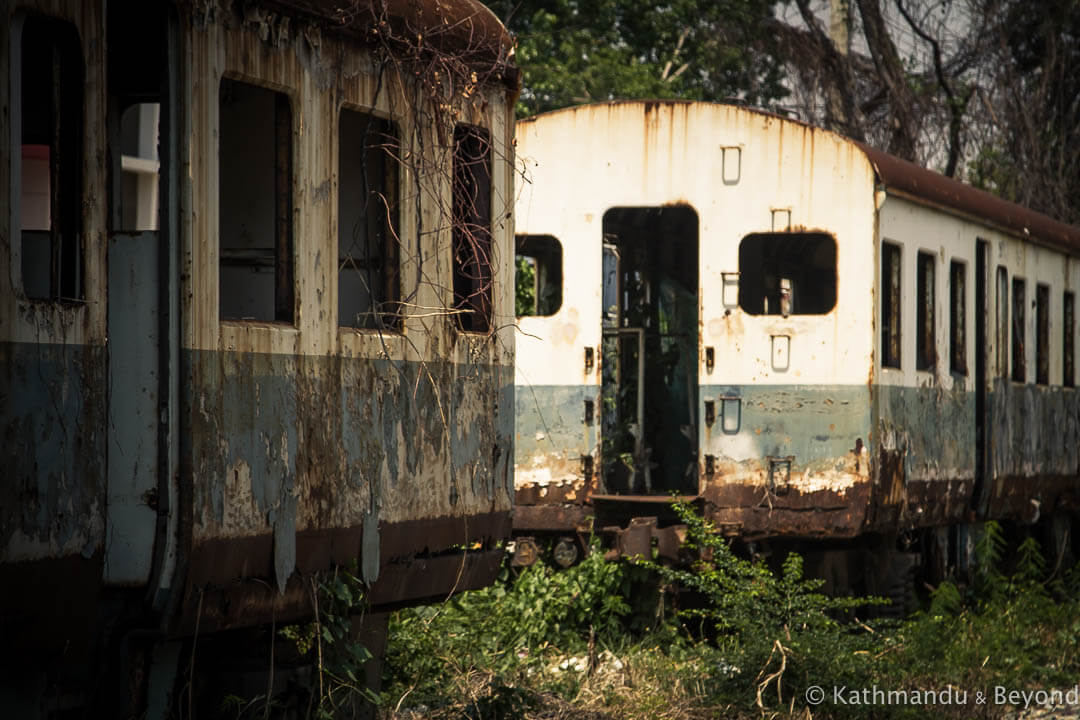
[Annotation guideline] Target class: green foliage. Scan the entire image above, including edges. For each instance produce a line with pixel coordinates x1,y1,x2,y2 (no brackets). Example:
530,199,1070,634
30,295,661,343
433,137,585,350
278,568,379,719
382,512,1080,719
514,255,536,317
483,0,787,117
385,541,635,709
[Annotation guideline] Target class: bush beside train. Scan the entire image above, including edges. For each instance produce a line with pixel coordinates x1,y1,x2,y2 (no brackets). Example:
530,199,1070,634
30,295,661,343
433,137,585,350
0,0,517,713
511,101,1080,597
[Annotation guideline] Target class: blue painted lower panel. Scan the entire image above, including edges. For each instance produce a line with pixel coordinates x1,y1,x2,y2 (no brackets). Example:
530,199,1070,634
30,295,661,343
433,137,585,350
1,341,107,563
188,350,514,591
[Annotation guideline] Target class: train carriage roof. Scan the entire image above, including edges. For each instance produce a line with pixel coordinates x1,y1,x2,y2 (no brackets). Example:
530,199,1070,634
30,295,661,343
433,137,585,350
255,0,518,84
519,100,1080,254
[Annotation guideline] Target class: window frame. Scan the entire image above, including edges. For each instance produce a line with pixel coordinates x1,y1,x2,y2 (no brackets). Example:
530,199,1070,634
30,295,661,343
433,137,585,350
12,12,86,304
916,251,936,372
881,241,902,370
949,259,967,376
217,76,296,325
1011,276,1026,383
337,106,402,333
515,234,564,318
1035,283,1049,385
736,231,838,317
451,123,494,334
1065,291,1075,389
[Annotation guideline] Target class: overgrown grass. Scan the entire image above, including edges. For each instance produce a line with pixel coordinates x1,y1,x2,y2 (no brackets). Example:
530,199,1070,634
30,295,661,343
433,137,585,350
381,514,1080,719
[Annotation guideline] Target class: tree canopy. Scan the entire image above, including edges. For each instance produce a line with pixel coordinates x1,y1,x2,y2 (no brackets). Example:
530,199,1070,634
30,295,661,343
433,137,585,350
483,0,787,116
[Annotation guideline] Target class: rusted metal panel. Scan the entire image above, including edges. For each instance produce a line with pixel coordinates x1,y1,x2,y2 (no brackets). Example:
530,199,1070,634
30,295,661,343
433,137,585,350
512,504,591,533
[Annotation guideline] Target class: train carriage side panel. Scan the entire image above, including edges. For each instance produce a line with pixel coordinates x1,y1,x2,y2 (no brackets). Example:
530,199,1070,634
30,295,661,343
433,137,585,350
177,3,516,632
0,0,110,658
873,193,1080,531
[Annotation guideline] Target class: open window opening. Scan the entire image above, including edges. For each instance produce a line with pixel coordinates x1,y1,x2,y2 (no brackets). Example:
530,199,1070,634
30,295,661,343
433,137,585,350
119,103,160,231
1036,284,1049,385
916,252,936,372
996,267,1008,378
339,109,400,331
515,235,563,317
18,15,85,302
1065,292,1075,388
600,206,698,496
452,125,492,333
881,242,902,369
737,232,836,316
950,260,967,375
218,78,293,323
1012,277,1026,383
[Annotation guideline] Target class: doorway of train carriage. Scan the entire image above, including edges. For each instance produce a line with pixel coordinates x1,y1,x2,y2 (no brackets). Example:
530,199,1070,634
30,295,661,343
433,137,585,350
600,207,699,494
104,0,179,591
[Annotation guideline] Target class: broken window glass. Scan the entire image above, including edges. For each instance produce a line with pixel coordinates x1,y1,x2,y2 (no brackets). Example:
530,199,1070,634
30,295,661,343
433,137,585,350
452,125,492,333
18,16,84,301
218,79,293,323
515,235,563,317
737,232,836,316
338,109,400,331
916,252,935,372
881,242,902,369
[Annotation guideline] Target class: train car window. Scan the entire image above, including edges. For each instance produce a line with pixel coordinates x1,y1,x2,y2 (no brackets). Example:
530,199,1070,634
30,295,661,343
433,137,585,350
1065,291,1075,388
17,16,84,301
118,103,161,232
338,109,401,331
881,242,902,369
515,235,563,317
916,252,936,372
996,266,1008,378
1012,277,1026,382
452,125,492,332
737,232,836,316
218,78,294,323
1036,284,1049,385
950,260,967,375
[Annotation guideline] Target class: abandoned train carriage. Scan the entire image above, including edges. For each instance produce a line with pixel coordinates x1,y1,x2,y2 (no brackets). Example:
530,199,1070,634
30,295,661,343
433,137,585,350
512,100,1080,585
1,0,516,709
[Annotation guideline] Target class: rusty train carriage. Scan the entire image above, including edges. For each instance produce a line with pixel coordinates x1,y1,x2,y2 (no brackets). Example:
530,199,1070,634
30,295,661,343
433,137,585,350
1,0,516,709
512,101,1080,583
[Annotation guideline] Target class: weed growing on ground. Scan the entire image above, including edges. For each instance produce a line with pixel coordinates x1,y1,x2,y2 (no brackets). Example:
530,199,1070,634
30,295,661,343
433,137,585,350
381,512,1080,720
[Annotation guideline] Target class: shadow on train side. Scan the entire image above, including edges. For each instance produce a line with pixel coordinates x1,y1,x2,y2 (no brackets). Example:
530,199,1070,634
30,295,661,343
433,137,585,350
511,100,1080,611
0,0,518,715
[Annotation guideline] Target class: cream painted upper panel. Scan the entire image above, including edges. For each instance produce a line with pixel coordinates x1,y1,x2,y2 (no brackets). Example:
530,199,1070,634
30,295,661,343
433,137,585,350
183,14,515,362
514,102,878,388
877,196,1080,388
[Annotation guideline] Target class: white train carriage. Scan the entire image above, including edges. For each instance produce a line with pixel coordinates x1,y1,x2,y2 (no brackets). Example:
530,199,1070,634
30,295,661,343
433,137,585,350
512,100,1080,582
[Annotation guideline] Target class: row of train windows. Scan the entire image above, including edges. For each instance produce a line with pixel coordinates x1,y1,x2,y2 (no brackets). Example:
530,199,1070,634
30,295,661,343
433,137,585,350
881,243,1076,387
14,18,494,333
516,231,840,318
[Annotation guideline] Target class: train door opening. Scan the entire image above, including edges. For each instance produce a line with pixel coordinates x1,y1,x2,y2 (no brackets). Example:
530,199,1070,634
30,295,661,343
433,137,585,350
600,206,699,495
105,0,177,587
